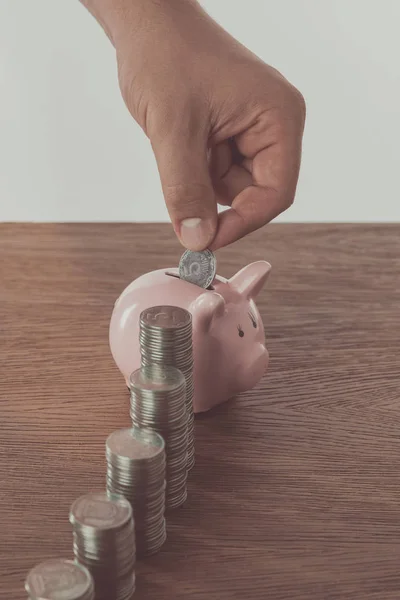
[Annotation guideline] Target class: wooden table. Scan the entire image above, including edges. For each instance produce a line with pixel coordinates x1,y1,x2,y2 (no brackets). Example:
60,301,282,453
1,223,400,600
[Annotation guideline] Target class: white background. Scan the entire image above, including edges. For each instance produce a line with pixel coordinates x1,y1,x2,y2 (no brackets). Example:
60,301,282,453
0,0,399,222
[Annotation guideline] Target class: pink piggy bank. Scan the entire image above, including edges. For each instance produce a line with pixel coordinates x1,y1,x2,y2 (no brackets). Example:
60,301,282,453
109,260,271,413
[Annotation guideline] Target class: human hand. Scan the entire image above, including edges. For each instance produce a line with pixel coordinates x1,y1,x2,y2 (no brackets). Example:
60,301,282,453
83,0,306,250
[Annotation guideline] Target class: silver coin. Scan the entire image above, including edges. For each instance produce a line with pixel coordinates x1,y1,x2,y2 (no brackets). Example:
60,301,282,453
140,306,191,329
70,492,132,531
106,428,167,557
129,364,189,510
129,364,186,393
106,427,165,462
178,249,216,288
70,493,136,600
25,559,94,600
139,309,195,473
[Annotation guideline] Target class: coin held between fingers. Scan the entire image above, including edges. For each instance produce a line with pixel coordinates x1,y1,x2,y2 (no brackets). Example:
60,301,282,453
178,249,217,289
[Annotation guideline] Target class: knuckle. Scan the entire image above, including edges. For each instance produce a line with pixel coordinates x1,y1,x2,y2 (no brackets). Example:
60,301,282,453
290,86,307,123
272,80,306,130
283,192,296,210
271,189,295,213
117,61,147,127
117,56,136,106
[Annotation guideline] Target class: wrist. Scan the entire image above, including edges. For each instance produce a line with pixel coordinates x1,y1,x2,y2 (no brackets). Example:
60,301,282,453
81,0,199,47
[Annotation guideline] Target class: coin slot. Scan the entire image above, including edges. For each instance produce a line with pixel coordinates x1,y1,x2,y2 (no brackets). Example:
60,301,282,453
165,272,215,290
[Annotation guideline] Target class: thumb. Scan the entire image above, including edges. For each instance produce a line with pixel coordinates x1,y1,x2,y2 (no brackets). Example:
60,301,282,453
151,133,218,251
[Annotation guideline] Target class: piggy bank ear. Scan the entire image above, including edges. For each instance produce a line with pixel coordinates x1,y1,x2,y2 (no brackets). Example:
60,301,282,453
229,261,271,299
190,292,225,333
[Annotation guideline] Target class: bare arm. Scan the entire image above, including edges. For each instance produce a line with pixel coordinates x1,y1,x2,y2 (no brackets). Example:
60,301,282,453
79,0,306,250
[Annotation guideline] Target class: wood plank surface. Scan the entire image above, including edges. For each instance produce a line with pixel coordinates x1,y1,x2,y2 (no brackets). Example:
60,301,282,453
1,223,400,600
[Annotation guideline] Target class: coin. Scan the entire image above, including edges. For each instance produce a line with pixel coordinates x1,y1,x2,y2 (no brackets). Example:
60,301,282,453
140,306,191,329
70,492,132,531
130,364,188,510
25,559,94,600
130,363,186,394
178,249,216,289
70,493,136,600
106,427,165,461
139,307,195,472
106,426,167,557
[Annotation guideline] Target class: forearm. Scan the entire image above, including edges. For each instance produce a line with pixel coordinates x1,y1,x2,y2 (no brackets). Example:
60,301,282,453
79,0,199,47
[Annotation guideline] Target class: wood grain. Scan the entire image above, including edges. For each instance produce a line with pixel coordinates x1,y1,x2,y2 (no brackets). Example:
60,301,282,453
1,223,400,600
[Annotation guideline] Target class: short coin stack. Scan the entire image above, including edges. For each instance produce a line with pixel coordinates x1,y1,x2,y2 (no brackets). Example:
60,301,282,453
129,364,188,509
70,492,136,600
139,305,195,471
106,426,167,557
25,559,94,600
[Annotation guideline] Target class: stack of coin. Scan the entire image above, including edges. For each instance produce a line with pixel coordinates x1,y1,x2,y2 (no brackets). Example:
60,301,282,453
70,492,136,600
139,305,195,471
129,364,188,509
25,559,94,600
106,426,166,557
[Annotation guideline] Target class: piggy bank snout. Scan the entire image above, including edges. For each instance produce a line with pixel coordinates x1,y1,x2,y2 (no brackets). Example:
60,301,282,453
236,343,268,392
253,343,269,375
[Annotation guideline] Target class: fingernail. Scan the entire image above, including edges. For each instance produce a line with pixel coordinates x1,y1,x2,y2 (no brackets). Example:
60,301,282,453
180,218,215,251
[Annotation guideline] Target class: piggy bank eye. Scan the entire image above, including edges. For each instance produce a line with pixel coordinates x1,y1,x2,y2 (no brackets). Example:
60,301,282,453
237,325,244,338
248,312,257,328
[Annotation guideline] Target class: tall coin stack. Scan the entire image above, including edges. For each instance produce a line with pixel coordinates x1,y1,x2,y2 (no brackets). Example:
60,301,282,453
129,364,188,509
106,426,167,557
25,559,95,600
139,305,195,471
70,492,136,600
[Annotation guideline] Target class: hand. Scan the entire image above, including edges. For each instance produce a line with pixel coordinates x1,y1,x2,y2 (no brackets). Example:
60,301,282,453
84,0,306,250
